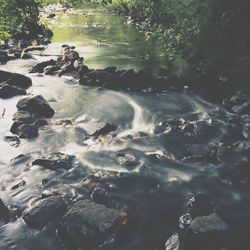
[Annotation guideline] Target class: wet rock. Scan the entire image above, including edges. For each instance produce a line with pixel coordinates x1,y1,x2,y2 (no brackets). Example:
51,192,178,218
179,213,192,230
29,59,56,73
23,195,66,229
80,122,117,137
232,101,250,115
0,70,32,89
11,180,26,190
32,152,76,170
0,83,26,98
0,50,9,64
44,65,60,75
16,123,39,138
185,193,214,217
10,154,31,166
10,121,24,134
23,45,45,53
4,135,20,147
178,213,230,250
220,162,250,186
165,233,181,250
57,199,126,250
0,199,10,223
47,13,56,18
16,95,55,117
13,110,34,123
189,212,229,235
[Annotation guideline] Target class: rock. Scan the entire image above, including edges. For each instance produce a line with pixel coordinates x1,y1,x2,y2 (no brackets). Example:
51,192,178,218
232,101,250,115
47,13,56,18
0,199,10,223
189,212,229,234
179,213,192,230
178,213,229,250
80,122,117,137
10,121,24,134
105,66,117,73
119,69,136,84
185,193,214,217
0,83,26,98
29,59,56,73
0,70,32,89
165,233,181,250
32,152,76,170
16,95,55,117
23,45,45,53
220,162,250,186
13,110,34,123
57,199,126,250
44,65,60,75
11,180,26,190
20,51,32,59
16,124,39,138
23,195,66,229
4,135,20,147
62,49,79,62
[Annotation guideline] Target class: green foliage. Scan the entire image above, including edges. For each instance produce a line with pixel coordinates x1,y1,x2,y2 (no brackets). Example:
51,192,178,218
105,0,250,75
0,0,41,38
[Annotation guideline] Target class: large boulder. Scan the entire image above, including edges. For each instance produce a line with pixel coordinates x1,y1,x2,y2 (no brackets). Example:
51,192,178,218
32,152,76,170
0,70,32,89
57,200,127,250
23,195,66,229
16,95,55,117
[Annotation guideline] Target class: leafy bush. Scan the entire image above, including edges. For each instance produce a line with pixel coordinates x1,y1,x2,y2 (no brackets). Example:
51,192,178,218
105,0,250,75
0,0,41,39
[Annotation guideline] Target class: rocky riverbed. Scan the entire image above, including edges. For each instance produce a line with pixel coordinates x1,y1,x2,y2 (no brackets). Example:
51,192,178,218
0,3,250,250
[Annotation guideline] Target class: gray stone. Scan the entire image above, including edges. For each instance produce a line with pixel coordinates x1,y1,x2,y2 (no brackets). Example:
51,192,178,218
79,122,117,137
13,110,34,123
0,70,32,89
16,95,55,117
23,195,66,229
17,124,39,139
57,199,126,250
189,213,229,235
32,152,76,170
0,83,26,98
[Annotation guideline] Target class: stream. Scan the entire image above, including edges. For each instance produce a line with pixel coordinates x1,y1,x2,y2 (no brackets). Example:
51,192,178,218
0,4,250,250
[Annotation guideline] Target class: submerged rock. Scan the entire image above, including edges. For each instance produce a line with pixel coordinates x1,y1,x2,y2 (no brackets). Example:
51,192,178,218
189,212,229,235
23,195,66,229
57,199,126,250
16,95,55,117
80,122,117,137
32,152,76,170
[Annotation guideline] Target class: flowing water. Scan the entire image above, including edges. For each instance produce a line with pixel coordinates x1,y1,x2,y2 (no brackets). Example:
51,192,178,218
0,4,249,250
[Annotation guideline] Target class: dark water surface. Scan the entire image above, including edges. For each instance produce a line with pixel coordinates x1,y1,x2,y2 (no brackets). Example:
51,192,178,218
0,4,249,250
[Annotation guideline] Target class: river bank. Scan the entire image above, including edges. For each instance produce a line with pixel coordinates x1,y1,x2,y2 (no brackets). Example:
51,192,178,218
0,3,250,250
